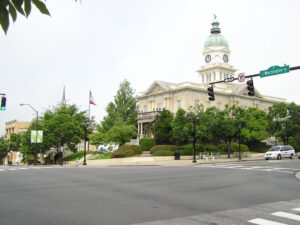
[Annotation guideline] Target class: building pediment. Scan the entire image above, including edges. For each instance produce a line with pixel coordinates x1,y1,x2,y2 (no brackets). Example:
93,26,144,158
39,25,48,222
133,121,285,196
143,80,175,95
234,84,263,98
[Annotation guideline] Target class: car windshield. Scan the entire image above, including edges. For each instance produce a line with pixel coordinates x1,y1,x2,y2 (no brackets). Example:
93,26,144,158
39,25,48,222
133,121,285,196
269,147,281,151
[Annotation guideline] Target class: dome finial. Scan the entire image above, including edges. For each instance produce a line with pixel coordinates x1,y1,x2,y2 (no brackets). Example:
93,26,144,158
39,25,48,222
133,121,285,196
211,15,221,34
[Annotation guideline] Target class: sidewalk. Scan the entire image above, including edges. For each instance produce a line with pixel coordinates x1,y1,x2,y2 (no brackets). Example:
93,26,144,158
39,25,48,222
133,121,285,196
69,154,265,167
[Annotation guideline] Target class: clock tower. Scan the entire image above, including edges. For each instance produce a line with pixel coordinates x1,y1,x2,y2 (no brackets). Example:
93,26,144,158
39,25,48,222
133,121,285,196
198,16,237,83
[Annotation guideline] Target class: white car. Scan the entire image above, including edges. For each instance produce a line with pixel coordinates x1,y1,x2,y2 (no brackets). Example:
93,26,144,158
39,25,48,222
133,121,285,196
265,145,296,160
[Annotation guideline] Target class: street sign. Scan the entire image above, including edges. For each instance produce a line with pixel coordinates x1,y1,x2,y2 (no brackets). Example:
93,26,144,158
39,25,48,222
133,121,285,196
224,77,235,83
238,73,246,83
31,130,43,143
260,65,290,78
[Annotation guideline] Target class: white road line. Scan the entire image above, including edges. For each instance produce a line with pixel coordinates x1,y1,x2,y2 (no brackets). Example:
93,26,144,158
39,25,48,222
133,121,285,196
248,218,288,225
292,208,300,212
0,169,4,171
18,168,29,170
8,168,17,171
272,211,300,221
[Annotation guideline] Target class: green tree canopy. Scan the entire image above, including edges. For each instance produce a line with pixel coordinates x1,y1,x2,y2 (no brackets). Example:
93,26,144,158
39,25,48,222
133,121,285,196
171,108,189,145
104,123,137,146
101,79,137,131
0,0,79,34
8,133,22,151
0,136,9,160
155,109,173,145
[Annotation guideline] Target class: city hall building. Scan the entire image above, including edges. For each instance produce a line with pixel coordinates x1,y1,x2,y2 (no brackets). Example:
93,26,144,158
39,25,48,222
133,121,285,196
136,18,285,138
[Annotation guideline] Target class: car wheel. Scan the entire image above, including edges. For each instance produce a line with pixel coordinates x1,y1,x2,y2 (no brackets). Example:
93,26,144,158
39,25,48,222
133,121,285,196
265,158,269,160
290,154,294,159
277,154,282,160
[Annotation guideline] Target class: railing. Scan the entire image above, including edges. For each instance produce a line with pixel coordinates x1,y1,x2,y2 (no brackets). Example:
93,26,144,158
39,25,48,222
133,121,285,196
137,110,161,119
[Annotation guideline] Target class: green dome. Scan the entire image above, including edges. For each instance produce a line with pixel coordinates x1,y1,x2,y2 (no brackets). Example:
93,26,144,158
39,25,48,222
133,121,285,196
204,18,229,48
204,34,229,48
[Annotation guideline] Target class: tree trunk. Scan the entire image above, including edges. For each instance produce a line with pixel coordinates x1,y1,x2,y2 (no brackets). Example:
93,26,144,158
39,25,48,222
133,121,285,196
227,140,232,158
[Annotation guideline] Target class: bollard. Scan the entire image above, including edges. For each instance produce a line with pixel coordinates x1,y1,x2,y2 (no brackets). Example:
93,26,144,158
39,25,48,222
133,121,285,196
76,157,79,167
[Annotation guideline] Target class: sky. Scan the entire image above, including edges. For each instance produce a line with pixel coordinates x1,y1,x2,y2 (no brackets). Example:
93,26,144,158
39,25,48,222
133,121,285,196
1,0,300,136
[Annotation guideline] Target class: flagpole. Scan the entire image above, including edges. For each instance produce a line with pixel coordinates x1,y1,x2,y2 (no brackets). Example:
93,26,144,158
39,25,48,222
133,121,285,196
88,90,90,151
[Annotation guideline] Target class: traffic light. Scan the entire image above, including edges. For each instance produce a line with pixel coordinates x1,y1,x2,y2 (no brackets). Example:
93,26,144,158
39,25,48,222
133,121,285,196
1,96,6,111
207,86,215,101
246,80,254,96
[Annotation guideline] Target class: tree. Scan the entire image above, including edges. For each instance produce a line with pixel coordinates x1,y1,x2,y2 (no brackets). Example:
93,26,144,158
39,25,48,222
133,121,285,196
268,102,300,145
20,104,88,157
0,0,79,34
101,79,137,131
104,123,137,146
241,107,269,146
155,109,173,144
0,136,8,162
40,104,88,152
8,133,22,151
211,105,238,158
171,108,189,145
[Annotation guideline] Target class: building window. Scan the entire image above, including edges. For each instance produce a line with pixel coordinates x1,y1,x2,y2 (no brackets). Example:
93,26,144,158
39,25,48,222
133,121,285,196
157,103,163,111
206,73,211,82
224,73,228,79
195,100,200,110
213,72,216,81
220,71,223,80
206,102,210,109
217,103,222,110
143,105,148,112
177,100,181,109
202,75,205,83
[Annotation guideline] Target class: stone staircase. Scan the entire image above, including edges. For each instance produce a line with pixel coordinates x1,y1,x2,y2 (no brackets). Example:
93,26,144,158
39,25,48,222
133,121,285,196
140,151,152,157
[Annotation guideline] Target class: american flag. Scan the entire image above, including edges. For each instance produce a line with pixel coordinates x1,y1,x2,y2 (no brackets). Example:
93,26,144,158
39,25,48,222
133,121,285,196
89,90,96,105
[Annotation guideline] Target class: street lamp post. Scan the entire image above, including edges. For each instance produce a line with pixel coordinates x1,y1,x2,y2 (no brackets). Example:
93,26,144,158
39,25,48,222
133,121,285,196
82,120,88,166
20,103,38,165
60,133,64,166
188,112,200,163
238,123,242,160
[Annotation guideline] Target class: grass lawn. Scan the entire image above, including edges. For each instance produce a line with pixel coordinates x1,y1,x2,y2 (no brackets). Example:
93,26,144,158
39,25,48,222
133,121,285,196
91,153,113,160
63,151,94,161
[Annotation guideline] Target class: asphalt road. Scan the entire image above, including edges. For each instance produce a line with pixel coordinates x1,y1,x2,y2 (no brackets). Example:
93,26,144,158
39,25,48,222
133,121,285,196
0,159,300,225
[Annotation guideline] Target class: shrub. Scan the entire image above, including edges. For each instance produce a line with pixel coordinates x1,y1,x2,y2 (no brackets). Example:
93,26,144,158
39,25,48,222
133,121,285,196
181,144,204,152
112,145,141,158
204,144,218,153
217,143,249,154
150,145,179,153
179,149,193,155
140,138,154,151
152,150,174,156
231,143,249,152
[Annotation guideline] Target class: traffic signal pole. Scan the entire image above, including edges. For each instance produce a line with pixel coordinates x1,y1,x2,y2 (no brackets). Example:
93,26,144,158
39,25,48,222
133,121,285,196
209,65,300,86
0,93,6,111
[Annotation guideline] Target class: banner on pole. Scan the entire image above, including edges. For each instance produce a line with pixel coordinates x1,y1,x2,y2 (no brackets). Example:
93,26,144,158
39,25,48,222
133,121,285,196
31,130,43,143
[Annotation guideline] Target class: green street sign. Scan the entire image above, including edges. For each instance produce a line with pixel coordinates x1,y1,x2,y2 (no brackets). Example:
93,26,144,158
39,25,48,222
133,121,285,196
31,130,43,143
260,65,290,78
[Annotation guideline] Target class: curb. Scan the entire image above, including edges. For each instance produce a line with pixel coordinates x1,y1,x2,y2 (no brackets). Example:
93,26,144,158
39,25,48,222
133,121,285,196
296,172,300,180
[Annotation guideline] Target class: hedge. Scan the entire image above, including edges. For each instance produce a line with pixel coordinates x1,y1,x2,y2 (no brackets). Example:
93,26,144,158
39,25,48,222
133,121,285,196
217,143,249,153
140,138,154,151
150,145,180,153
181,144,204,152
112,145,142,158
152,150,174,156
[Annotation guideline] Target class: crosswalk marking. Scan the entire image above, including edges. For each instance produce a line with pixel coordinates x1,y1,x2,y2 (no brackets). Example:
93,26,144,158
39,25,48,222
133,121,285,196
292,208,300,212
196,163,299,174
248,218,288,225
271,211,300,221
